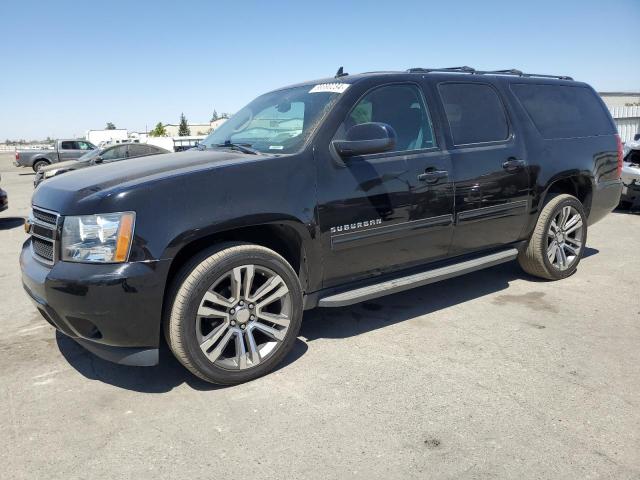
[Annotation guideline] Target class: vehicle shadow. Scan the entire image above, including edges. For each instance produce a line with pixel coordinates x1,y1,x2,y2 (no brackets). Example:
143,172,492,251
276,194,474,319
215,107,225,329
582,246,599,259
18,172,35,176
0,217,25,230
300,261,529,342
56,332,308,393
614,207,640,215
57,253,599,393
300,253,598,341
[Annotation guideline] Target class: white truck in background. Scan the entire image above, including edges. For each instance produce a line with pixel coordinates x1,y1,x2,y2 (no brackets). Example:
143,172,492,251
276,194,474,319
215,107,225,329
146,136,205,152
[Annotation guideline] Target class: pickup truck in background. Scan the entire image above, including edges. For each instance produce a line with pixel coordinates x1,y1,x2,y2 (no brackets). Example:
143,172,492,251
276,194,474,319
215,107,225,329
14,139,97,172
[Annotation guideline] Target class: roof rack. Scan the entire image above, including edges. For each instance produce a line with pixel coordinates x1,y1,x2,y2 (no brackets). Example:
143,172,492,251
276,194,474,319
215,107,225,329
406,66,572,81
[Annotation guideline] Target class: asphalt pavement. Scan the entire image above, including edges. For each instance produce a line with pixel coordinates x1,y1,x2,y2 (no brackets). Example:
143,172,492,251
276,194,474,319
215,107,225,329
1,152,639,479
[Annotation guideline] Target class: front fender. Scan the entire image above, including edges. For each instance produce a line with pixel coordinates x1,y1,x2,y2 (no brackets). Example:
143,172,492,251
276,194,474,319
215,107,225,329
161,215,321,292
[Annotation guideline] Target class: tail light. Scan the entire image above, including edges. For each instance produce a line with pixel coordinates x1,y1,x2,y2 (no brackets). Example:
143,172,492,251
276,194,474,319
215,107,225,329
615,134,623,179
15,151,19,161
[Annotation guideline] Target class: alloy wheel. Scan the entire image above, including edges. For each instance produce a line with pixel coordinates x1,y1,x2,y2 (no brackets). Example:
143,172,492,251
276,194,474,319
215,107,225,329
195,264,292,370
546,205,584,271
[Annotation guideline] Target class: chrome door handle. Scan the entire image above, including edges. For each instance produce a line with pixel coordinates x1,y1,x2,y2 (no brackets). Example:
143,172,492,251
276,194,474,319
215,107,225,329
502,158,526,172
418,170,448,184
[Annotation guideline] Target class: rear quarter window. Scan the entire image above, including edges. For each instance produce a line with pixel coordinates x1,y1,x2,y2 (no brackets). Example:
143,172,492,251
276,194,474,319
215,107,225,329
510,84,615,139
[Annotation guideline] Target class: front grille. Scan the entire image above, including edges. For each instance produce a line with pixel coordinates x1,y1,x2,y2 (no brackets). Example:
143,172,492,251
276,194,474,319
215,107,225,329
32,208,57,224
32,237,54,261
30,207,60,265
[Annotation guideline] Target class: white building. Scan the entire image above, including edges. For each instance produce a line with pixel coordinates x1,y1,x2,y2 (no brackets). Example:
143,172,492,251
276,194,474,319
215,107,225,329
86,128,129,146
161,118,227,137
599,92,640,143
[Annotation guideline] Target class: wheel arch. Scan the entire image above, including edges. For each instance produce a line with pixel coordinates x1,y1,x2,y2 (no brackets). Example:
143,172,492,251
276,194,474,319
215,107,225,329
540,173,593,215
162,220,315,313
31,157,51,170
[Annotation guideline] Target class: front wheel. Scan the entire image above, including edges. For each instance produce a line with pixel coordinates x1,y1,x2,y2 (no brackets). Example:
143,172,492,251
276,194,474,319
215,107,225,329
165,243,303,385
518,194,587,280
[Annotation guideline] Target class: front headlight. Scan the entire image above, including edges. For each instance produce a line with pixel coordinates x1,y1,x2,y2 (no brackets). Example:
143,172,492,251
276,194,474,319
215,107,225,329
61,212,135,263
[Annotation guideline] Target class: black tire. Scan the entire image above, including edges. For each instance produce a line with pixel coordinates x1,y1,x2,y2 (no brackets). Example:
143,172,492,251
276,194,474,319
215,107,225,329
518,194,588,280
32,160,49,172
164,242,303,385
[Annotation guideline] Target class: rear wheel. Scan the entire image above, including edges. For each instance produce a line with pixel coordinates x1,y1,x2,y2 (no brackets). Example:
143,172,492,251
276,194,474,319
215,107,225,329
165,243,303,385
32,160,49,172
518,194,587,280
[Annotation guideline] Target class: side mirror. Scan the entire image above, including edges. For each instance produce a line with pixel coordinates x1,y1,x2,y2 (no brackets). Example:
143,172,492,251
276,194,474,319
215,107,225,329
634,133,640,141
92,156,103,165
332,122,396,158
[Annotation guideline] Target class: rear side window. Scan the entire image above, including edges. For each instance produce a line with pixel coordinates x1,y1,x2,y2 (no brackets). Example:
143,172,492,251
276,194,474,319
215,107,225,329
61,141,76,150
101,145,128,160
511,84,615,139
129,144,151,157
438,83,509,145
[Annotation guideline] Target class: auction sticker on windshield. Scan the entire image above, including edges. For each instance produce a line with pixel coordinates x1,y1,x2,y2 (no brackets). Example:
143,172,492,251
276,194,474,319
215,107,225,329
309,83,350,94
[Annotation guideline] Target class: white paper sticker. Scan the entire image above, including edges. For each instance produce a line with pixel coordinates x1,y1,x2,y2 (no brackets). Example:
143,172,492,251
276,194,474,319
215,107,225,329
309,83,350,94
268,145,284,150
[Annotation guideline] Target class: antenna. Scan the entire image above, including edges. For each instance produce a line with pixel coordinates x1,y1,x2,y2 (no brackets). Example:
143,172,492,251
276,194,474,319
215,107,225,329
335,66,348,78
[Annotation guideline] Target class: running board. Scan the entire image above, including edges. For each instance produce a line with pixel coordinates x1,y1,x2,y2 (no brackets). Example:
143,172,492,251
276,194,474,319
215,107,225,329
318,248,519,308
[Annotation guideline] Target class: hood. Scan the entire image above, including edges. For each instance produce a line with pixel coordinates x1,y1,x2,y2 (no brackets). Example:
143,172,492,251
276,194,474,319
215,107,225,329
32,149,270,214
41,159,85,172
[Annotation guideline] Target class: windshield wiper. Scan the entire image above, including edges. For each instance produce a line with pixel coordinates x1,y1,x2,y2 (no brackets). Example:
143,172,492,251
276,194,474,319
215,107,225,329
214,141,260,155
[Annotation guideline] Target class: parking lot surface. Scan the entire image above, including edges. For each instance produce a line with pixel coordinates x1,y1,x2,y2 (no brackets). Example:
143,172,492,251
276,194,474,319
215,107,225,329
1,152,639,479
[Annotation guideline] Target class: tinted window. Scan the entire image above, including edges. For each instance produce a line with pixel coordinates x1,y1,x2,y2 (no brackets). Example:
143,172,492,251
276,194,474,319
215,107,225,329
439,83,509,145
511,84,615,139
129,144,151,157
60,141,76,150
335,84,435,152
101,145,128,160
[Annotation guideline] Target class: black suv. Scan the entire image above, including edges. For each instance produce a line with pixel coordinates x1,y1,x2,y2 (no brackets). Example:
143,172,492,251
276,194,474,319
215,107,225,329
21,67,623,384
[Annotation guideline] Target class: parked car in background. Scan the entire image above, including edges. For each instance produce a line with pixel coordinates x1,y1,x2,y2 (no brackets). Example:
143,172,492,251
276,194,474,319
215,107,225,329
146,136,205,152
620,138,640,209
34,143,170,187
0,175,7,212
22,67,622,384
15,139,97,172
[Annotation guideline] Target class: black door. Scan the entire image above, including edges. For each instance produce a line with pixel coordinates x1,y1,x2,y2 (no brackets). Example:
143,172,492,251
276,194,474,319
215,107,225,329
316,83,455,288
436,81,530,255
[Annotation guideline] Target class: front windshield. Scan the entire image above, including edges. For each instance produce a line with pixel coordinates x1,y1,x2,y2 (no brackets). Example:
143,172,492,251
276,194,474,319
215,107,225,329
78,148,102,162
200,84,347,154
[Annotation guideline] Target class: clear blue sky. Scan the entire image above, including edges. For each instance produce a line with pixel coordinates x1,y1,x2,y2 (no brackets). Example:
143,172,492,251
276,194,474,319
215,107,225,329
1,0,638,140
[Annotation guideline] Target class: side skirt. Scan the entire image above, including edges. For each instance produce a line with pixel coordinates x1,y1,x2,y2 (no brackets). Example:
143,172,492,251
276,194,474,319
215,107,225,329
313,248,519,308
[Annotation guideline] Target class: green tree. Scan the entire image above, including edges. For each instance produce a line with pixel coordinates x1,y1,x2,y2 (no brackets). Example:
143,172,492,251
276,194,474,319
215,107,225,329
178,113,190,136
105,122,116,130
210,110,219,122
149,122,167,137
